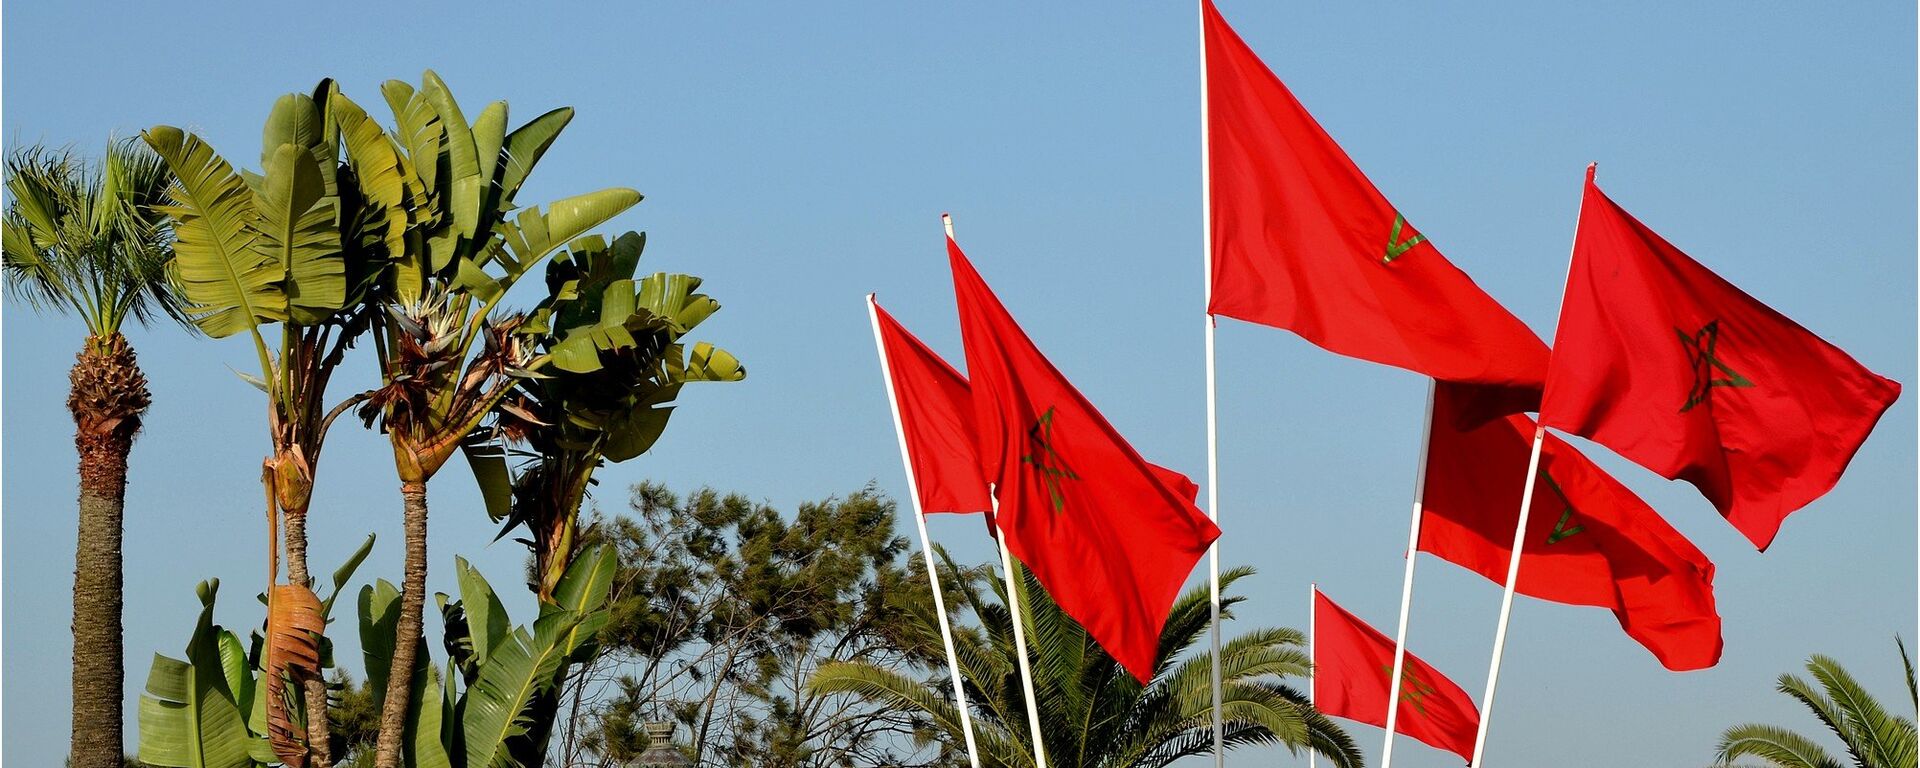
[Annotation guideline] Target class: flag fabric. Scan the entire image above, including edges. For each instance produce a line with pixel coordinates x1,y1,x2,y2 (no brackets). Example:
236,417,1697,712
1202,0,1548,416
873,296,1202,516
1419,383,1723,671
1313,589,1479,763
872,298,993,514
949,236,1221,683
1540,169,1901,550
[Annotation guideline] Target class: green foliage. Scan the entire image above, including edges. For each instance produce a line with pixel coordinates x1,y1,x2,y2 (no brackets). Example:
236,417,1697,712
1717,638,1919,768
352,544,618,768
810,558,1362,768
3,139,186,344
493,232,746,600
561,482,948,768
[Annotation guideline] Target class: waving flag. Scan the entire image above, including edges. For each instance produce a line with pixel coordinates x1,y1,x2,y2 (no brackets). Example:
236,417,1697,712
1202,0,1547,416
1313,589,1479,762
872,298,993,514
1540,169,1901,550
950,236,1220,683
1420,383,1723,671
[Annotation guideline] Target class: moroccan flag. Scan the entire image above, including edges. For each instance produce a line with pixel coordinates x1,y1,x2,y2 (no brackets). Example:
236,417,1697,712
872,296,993,514
1540,169,1901,550
1420,383,1723,671
1313,589,1479,763
950,236,1221,683
872,296,1201,516
1202,0,1548,414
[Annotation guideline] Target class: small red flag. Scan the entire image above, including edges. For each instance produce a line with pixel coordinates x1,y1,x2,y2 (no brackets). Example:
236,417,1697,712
950,237,1220,683
1202,0,1548,411
1420,383,1723,671
1540,170,1901,550
872,297,993,514
1313,590,1479,763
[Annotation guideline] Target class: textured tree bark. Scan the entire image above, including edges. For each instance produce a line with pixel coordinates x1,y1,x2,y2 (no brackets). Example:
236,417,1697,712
67,337,145,768
282,510,332,768
372,481,429,768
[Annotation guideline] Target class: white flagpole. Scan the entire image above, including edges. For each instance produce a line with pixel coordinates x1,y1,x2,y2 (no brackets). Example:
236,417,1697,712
1197,1,1226,764
1308,582,1318,768
1466,425,1546,768
865,293,982,768
995,500,1052,768
1469,163,1593,768
1380,379,1439,768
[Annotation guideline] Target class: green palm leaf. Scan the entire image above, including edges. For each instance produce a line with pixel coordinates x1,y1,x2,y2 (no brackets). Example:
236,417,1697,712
143,127,286,338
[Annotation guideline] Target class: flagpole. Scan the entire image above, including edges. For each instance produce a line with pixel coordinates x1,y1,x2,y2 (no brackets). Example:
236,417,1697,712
994,497,1052,768
1307,582,1317,768
1197,0,1227,764
1469,164,1591,767
1380,379,1438,768
1467,425,1545,768
865,294,982,768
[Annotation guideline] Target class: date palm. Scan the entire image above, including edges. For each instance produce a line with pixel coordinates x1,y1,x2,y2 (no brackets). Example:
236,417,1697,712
3,140,185,768
811,556,1363,768
1716,638,1917,768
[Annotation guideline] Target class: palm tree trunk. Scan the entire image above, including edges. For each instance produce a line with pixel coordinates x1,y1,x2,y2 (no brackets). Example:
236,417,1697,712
282,508,332,768
373,480,429,768
66,335,148,768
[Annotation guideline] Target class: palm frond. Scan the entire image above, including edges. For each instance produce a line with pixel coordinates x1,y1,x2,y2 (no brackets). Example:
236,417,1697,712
1716,723,1846,768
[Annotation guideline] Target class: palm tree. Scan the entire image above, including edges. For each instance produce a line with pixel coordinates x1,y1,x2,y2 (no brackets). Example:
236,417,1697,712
1716,638,1917,768
811,554,1363,768
3,140,185,768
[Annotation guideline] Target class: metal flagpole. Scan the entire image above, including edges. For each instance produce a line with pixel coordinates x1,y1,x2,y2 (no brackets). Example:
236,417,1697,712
1466,425,1546,768
1308,582,1317,768
1469,163,1592,767
1197,1,1226,764
1380,379,1439,768
995,497,1052,768
865,293,982,768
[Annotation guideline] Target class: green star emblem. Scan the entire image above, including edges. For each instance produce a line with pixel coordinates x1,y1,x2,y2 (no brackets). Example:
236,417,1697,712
1381,212,1427,265
1380,663,1438,716
1677,319,1753,413
1542,474,1585,545
1021,407,1078,515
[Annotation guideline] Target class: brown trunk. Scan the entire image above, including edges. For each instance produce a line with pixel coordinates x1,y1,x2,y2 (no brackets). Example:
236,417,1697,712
282,509,332,768
67,336,147,768
372,480,429,768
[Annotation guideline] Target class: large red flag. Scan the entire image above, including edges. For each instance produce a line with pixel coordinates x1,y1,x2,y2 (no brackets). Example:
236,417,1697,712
1313,590,1479,763
1202,0,1548,414
1540,169,1901,550
872,296,1202,516
872,297,993,514
950,237,1221,683
1420,383,1722,671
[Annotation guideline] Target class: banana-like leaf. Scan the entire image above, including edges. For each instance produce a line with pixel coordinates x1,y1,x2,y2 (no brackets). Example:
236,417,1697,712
462,434,513,522
144,126,287,338
461,608,585,768
329,91,430,300
548,543,617,662
497,108,573,208
601,406,673,463
260,93,337,200
137,580,267,768
357,579,454,768
496,189,642,276
685,342,746,382
455,556,511,669
322,533,377,620
264,584,325,767
256,143,344,325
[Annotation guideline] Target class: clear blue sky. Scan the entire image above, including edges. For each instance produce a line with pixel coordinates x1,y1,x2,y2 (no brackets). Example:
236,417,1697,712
4,3,1913,766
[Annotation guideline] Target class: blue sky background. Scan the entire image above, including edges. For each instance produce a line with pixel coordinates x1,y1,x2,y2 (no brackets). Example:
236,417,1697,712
4,3,1913,766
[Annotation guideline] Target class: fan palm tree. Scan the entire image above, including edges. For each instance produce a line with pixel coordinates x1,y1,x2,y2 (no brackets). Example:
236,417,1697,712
3,140,186,768
1716,638,1917,768
811,554,1362,768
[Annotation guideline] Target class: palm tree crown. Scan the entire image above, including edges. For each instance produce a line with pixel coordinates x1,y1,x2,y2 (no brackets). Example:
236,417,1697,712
1717,637,1918,768
811,554,1362,768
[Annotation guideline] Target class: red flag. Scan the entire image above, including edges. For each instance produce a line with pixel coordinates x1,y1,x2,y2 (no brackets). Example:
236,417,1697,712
1420,383,1723,671
1540,169,1901,550
872,297,993,514
1202,0,1548,412
1313,590,1479,763
872,296,1202,517
950,236,1221,683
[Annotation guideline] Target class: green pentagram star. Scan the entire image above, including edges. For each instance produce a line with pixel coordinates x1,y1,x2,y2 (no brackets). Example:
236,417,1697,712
1676,319,1754,413
1380,663,1438,716
1542,474,1585,545
1381,212,1427,265
1021,407,1079,515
